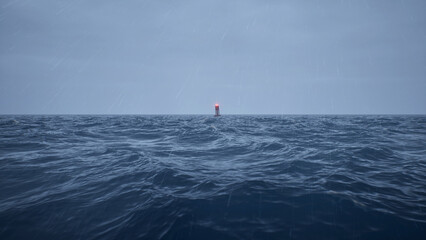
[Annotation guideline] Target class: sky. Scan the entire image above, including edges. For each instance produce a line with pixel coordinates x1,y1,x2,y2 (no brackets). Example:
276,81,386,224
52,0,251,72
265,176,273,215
1,0,425,114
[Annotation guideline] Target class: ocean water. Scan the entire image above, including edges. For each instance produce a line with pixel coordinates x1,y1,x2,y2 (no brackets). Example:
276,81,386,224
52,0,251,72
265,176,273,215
0,115,425,240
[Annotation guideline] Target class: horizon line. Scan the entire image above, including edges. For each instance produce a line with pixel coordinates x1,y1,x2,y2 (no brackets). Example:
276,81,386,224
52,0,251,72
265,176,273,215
1,113,425,116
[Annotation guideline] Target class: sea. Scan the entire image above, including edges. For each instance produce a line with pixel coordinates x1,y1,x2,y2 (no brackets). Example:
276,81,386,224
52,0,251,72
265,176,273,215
0,115,425,240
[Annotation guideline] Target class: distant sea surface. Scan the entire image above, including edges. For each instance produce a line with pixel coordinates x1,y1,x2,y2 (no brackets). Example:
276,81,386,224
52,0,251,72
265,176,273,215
0,115,425,240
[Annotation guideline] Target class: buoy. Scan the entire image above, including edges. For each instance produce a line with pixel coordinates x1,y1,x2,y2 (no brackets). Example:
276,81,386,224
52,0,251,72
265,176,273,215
214,104,221,117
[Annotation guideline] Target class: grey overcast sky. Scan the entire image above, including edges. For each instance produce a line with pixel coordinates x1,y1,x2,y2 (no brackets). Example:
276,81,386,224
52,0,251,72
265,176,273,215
0,0,425,114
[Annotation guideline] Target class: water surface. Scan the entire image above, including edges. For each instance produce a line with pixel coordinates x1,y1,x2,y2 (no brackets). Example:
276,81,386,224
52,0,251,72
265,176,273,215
0,115,425,239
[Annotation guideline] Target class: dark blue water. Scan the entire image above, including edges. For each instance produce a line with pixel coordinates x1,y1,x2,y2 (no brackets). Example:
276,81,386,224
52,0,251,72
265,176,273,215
0,115,425,239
